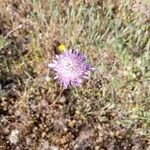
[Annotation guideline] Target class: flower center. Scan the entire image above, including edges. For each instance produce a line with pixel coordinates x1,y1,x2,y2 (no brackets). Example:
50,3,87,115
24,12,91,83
60,58,79,78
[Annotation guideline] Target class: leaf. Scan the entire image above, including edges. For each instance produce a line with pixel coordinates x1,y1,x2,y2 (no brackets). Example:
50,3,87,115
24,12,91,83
0,36,6,50
111,77,122,89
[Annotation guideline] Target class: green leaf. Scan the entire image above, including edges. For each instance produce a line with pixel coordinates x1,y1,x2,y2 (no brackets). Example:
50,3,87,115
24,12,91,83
0,36,6,50
111,77,122,89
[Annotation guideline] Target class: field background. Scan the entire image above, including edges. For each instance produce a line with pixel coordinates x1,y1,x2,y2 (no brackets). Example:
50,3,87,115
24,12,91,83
0,0,150,149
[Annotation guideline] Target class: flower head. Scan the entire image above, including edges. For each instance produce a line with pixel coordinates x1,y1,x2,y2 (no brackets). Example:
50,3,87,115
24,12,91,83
48,49,92,89
58,44,66,52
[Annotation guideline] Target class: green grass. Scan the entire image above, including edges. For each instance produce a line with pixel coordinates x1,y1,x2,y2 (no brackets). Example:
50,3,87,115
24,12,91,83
0,0,150,149
0,36,6,50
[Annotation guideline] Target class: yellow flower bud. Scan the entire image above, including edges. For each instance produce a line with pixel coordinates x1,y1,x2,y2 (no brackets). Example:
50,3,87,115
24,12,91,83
58,44,66,52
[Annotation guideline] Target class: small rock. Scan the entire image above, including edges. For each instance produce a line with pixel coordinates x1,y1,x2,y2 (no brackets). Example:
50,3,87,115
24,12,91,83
8,129,19,145
59,96,66,103
26,137,31,146
49,145,59,150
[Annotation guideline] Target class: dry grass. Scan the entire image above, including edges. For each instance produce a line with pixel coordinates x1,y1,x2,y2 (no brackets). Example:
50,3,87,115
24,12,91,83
0,0,150,149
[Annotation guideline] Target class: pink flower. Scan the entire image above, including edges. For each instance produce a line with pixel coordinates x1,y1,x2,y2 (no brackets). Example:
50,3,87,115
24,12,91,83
48,49,92,89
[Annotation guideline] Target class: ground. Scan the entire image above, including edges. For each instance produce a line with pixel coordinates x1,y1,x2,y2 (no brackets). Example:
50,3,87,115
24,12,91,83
0,0,150,150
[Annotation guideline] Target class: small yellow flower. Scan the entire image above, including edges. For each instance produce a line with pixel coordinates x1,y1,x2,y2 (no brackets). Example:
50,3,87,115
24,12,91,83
58,44,66,52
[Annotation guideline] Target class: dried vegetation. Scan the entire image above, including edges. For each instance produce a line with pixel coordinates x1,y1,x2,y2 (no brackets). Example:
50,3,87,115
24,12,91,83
0,0,150,149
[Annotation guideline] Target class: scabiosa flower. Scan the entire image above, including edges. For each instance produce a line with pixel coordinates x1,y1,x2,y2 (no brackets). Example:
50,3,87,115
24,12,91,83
48,49,92,89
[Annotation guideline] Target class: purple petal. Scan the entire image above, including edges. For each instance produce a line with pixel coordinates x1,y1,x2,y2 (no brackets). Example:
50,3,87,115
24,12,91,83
48,49,92,89
48,63,55,68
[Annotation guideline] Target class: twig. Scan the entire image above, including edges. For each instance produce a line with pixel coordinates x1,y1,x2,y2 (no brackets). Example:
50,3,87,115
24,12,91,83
49,88,64,107
5,24,23,39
